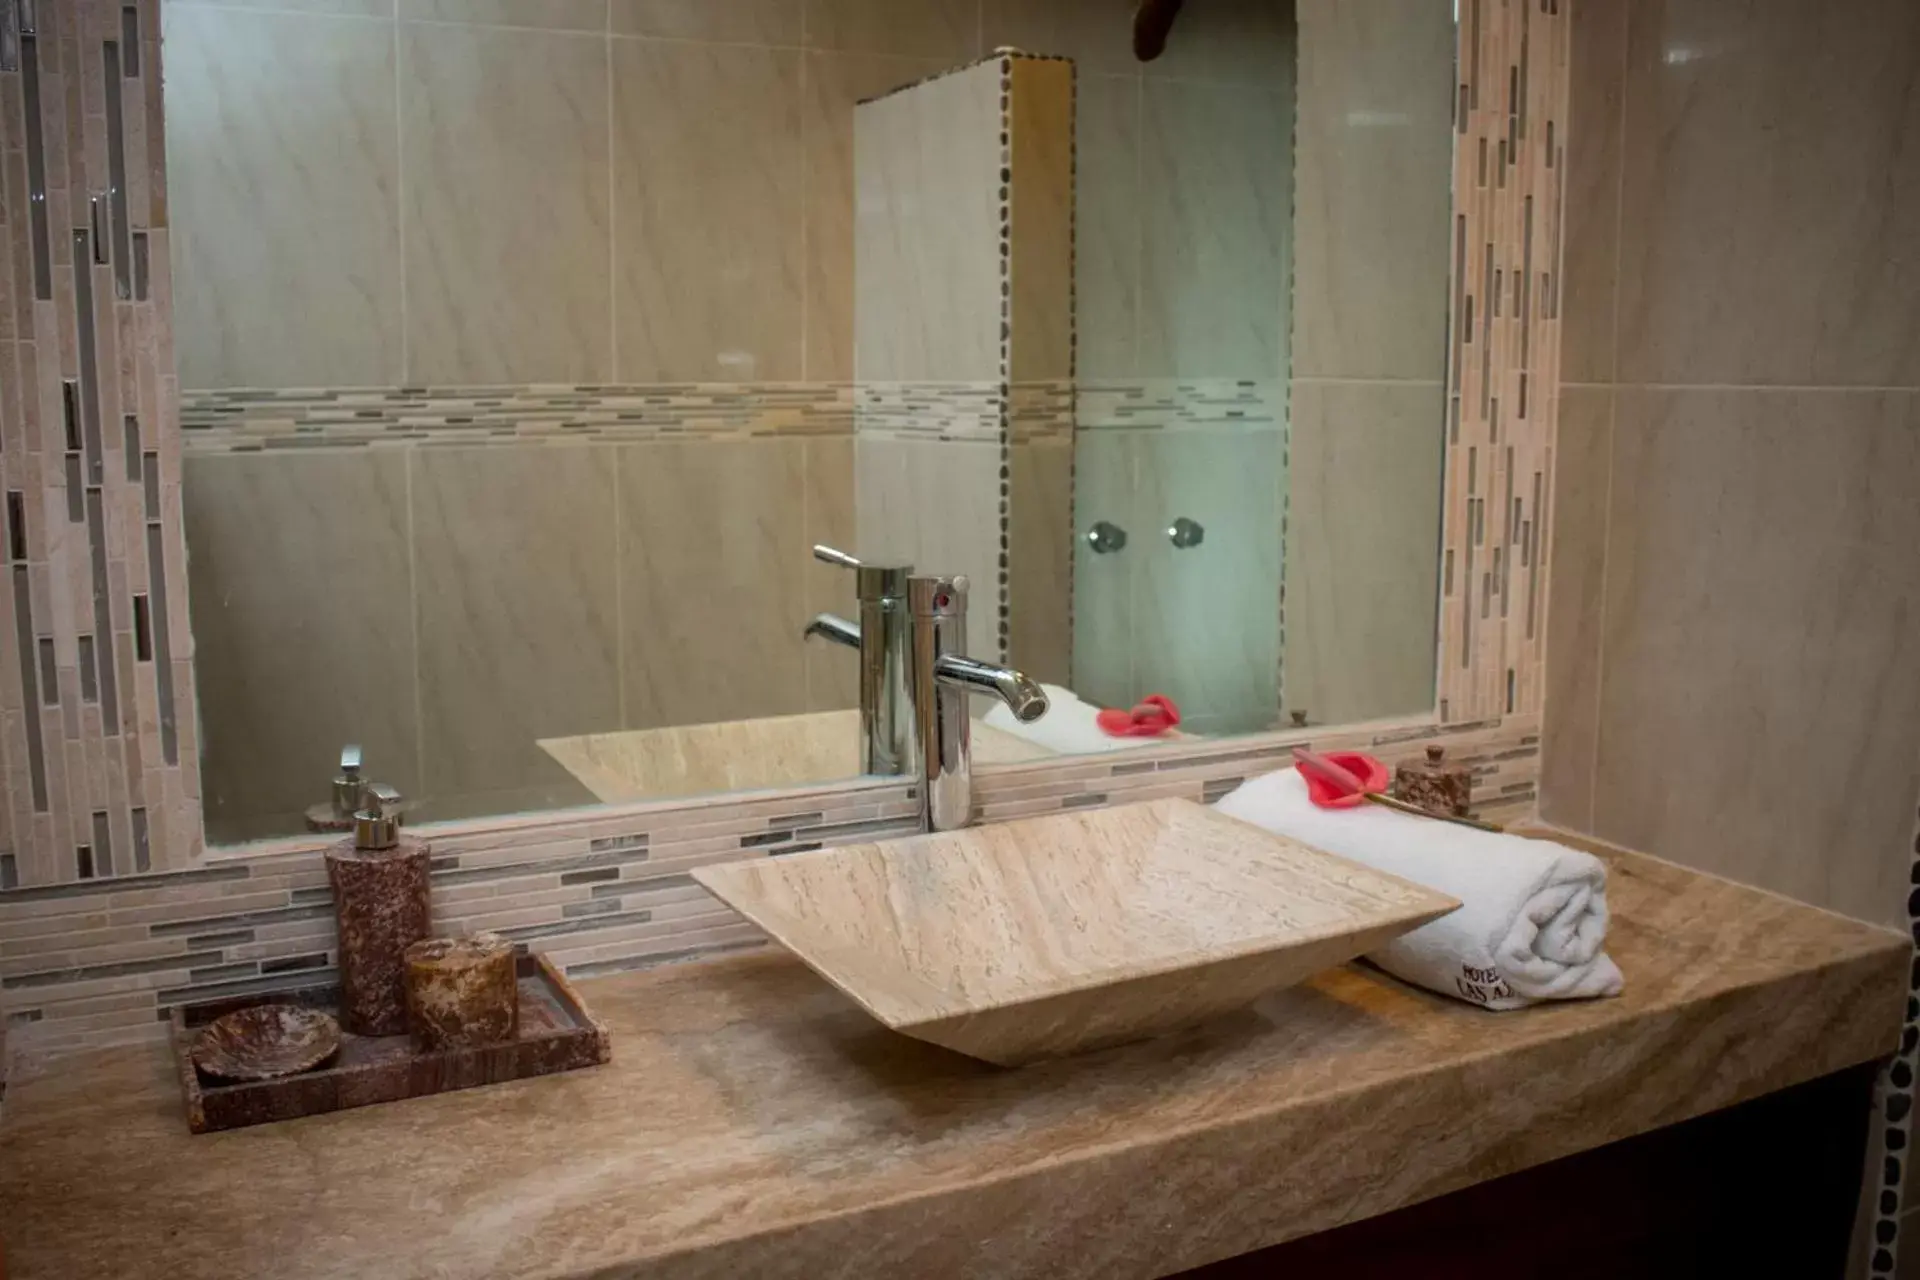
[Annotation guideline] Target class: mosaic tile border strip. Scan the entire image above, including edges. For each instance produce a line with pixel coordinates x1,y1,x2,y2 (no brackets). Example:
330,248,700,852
1009,382,1075,444
853,381,1004,444
180,382,857,453
0,0,203,890
1437,0,1569,722
0,711,1538,1058
1077,379,1286,431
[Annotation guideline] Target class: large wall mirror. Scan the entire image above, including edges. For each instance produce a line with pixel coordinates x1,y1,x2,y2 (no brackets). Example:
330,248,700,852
166,0,1455,845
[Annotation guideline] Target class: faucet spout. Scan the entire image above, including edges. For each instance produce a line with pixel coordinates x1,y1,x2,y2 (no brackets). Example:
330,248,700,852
803,612,860,649
934,654,1050,723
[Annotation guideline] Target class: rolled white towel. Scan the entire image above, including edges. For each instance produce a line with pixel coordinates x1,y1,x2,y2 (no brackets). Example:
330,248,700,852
1214,768,1623,1009
982,685,1148,755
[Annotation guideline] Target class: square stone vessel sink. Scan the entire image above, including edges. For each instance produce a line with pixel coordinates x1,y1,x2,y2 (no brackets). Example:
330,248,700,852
693,799,1459,1066
539,709,1053,804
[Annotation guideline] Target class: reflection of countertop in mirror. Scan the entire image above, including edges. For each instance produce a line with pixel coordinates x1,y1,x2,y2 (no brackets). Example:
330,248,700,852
0,839,1900,1279
537,709,1055,804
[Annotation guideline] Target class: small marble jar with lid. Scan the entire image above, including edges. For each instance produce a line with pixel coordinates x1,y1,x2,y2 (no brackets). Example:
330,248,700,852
405,933,520,1053
1390,745,1473,820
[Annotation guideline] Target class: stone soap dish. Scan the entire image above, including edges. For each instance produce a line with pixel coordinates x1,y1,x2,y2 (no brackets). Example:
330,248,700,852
693,798,1459,1066
192,1005,342,1081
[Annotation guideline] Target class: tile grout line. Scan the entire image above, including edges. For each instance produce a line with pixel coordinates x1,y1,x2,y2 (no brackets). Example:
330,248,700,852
393,0,408,383
605,8,617,383
1583,0,1634,833
613,439,626,728
799,439,813,709
1291,375,1449,386
405,445,426,802
797,32,810,380
1561,381,1920,394
1131,68,1143,375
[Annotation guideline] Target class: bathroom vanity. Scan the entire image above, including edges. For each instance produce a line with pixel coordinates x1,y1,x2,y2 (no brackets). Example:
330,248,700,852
4,0,1917,1275
0,838,1901,1279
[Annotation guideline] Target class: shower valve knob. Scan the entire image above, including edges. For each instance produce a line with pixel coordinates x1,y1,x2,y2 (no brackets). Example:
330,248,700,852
1168,516,1205,549
1085,521,1128,554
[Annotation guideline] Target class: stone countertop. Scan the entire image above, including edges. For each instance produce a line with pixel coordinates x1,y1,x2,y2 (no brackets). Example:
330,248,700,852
0,844,1905,1280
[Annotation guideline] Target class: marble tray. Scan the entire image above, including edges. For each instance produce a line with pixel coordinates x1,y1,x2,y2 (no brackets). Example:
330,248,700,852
693,798,1459,1065
170,953,610,1133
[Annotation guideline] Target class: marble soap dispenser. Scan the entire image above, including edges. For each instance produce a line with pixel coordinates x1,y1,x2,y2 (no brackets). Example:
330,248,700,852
326,783,432,1036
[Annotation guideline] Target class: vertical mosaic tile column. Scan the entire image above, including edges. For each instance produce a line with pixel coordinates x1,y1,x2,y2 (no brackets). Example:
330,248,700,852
1437,0,1569,722
0,0,202,887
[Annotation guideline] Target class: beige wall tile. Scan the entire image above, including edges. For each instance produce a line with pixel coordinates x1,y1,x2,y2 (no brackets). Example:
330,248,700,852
1069,428,1137,709
1008,437,1074,686
168,0,389,14
1074,73,1140,381
805,0,980,59
1008,57,1074,384
1144,0,1295,87
1137,80,1290,379
613,40,803,381
1134,425,1283,734
1281,382,1445,729
412,778,600,825
1290,0,1452,381
854,436,1001,654
400,0,606,30
164,7,401,389
801,50,948,381
619,440,811,728
1537,387,1613,831
400,23,610,384
1560,0,1625,385
982,0,1136,75
183,452,417,845
1592,389,1920,929
1615,0,1920,387
853,62,1003,382
612,0,802,43
802,436,858,710
413,446,620,803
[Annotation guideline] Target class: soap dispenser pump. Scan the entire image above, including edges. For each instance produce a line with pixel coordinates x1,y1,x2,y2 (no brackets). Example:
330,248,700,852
325,782,432,1037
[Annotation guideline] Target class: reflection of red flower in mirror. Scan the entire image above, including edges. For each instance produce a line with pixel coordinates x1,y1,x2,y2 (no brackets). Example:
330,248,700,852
1096,694,1181,738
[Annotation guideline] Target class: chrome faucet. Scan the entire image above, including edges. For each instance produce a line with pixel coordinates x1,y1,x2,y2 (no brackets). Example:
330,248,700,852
807,545,1049,831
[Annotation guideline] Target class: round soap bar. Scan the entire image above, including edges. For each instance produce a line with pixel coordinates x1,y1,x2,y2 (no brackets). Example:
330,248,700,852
404,933,520,1053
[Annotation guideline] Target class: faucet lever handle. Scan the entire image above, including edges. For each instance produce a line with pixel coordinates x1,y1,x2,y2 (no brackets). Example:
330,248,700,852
813,544,912,602
812,544,864,570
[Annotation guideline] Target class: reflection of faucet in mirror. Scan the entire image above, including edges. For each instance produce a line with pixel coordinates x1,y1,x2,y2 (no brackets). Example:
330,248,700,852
806,545,1049,832
806,545,915,779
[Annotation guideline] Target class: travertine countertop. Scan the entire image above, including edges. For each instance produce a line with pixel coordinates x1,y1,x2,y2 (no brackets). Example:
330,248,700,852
0,844,1904,1280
